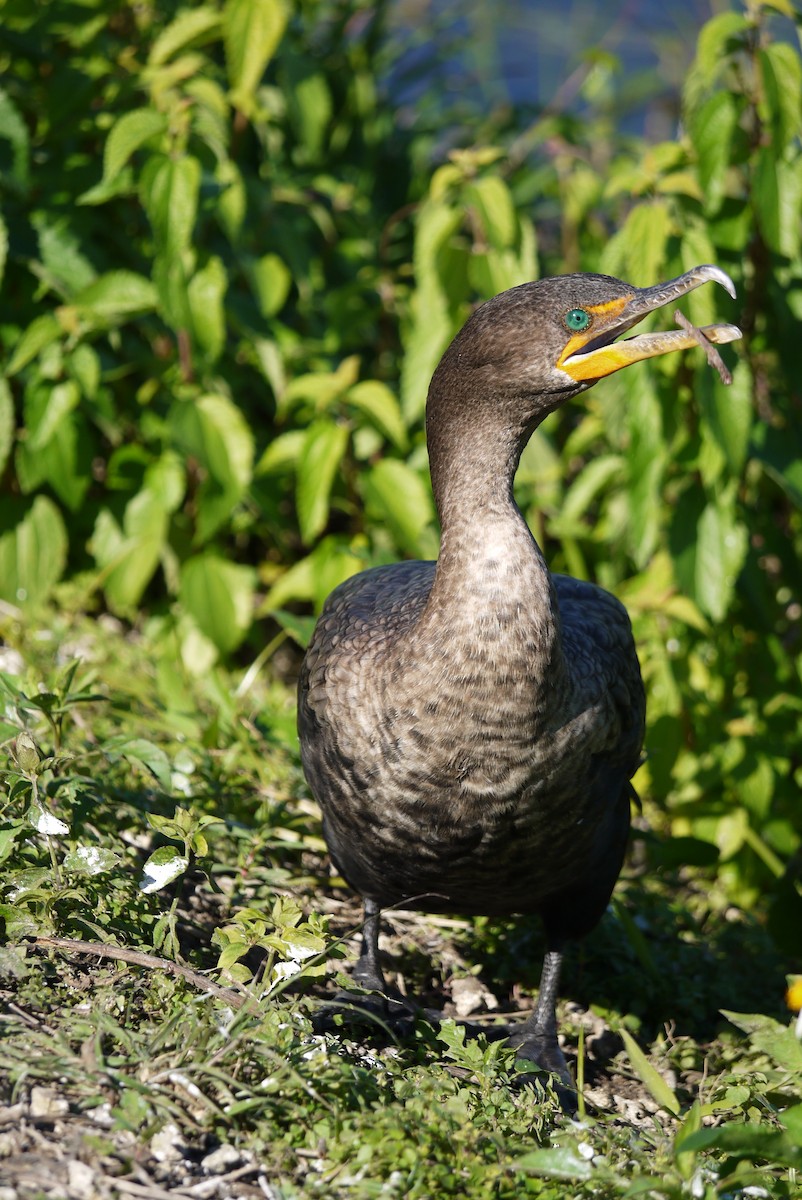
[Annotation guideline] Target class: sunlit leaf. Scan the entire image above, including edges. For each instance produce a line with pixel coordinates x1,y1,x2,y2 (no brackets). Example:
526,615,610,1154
620,1028,680,1115
179,553,256,653
148,7,222,66
224,0,288,112
346,381,409,452
296,420,349,544
141,155,201,258
362,458,435,556
102,108,167,182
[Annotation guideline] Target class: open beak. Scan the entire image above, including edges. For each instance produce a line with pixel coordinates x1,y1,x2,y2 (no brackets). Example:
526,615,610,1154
559,265,742,383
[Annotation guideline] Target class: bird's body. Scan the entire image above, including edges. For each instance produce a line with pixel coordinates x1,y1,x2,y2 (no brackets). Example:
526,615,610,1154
301,556,641,928
298,267,740,1083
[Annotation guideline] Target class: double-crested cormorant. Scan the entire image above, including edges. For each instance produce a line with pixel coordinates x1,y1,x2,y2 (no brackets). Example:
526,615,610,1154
298,267,740,1084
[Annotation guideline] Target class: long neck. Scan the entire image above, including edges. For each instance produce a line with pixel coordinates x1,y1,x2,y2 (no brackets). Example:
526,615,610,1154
418,394,567,704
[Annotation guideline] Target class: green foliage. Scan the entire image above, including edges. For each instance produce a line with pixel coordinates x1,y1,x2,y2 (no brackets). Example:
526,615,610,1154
2,2,802,1191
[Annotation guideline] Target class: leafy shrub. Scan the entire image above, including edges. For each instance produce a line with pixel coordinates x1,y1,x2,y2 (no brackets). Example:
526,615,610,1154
1,0,801,941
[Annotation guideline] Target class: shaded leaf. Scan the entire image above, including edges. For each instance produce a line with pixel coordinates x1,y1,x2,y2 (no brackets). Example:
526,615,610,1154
0,379,14,478
0,496,67,608
694,495,748,622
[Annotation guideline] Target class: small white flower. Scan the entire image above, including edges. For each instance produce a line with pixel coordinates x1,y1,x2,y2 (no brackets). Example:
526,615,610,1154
577,1142,595,1160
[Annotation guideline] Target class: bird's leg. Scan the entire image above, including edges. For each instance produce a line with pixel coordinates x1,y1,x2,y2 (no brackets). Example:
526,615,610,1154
508,945,574,1090
351,897,387,992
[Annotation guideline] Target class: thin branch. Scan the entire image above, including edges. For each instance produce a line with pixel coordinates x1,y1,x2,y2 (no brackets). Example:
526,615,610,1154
30,936,252,1010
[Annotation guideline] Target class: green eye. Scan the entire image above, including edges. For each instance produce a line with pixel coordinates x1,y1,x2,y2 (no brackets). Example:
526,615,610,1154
565,308,591,332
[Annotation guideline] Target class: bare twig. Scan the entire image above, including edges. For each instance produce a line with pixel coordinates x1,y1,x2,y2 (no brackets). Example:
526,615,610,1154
30,936,252,1010
674,309,733,385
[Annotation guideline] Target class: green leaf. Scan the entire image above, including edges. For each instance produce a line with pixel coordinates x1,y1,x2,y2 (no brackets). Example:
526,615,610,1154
698,359,752,475
224,0,288,111
684,11,749,116
753,423,802,509
515,1147,593,1181
291,72,332,158
256,430,305,475
141,155,201,258
187,256,227,362
465,175,517,248
558,455,624,526
148,7,222,66
0,87,30,190
759,43,802,152
694,495,748,622
33,214,97,297
296,420,349,544
25,381,80,452
361,458,435,556
346,381,409,452
250,252,291,317
261,537,362,612
16,409,91,513
0,496,67,608
599,201,670,284
689,91,738,214
675,1102,702,1181
106,737,173,790
722,1010,802,1073
7,315,61,375
63,846,122,876
102,108,167,182
68,344,101,401
620,1028,680,1115
74,271,158,322
626,393,666,568
271,609,316,649
678,1123,802,1169
0,378,14,479
753,145,782,254
140,846,190,893
91,489,169,614
0,211,8,290
400,199,463,421
179,554,255,653
170,394,254,543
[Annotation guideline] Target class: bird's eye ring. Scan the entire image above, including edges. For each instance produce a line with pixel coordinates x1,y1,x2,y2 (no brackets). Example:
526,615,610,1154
565,308,591,332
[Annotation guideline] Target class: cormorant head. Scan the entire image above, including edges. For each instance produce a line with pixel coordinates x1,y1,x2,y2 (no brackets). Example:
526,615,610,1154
429,265,741,431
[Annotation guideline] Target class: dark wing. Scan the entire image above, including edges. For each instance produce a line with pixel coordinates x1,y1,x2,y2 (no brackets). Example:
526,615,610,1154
553,573,645,780
545,574,645,941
